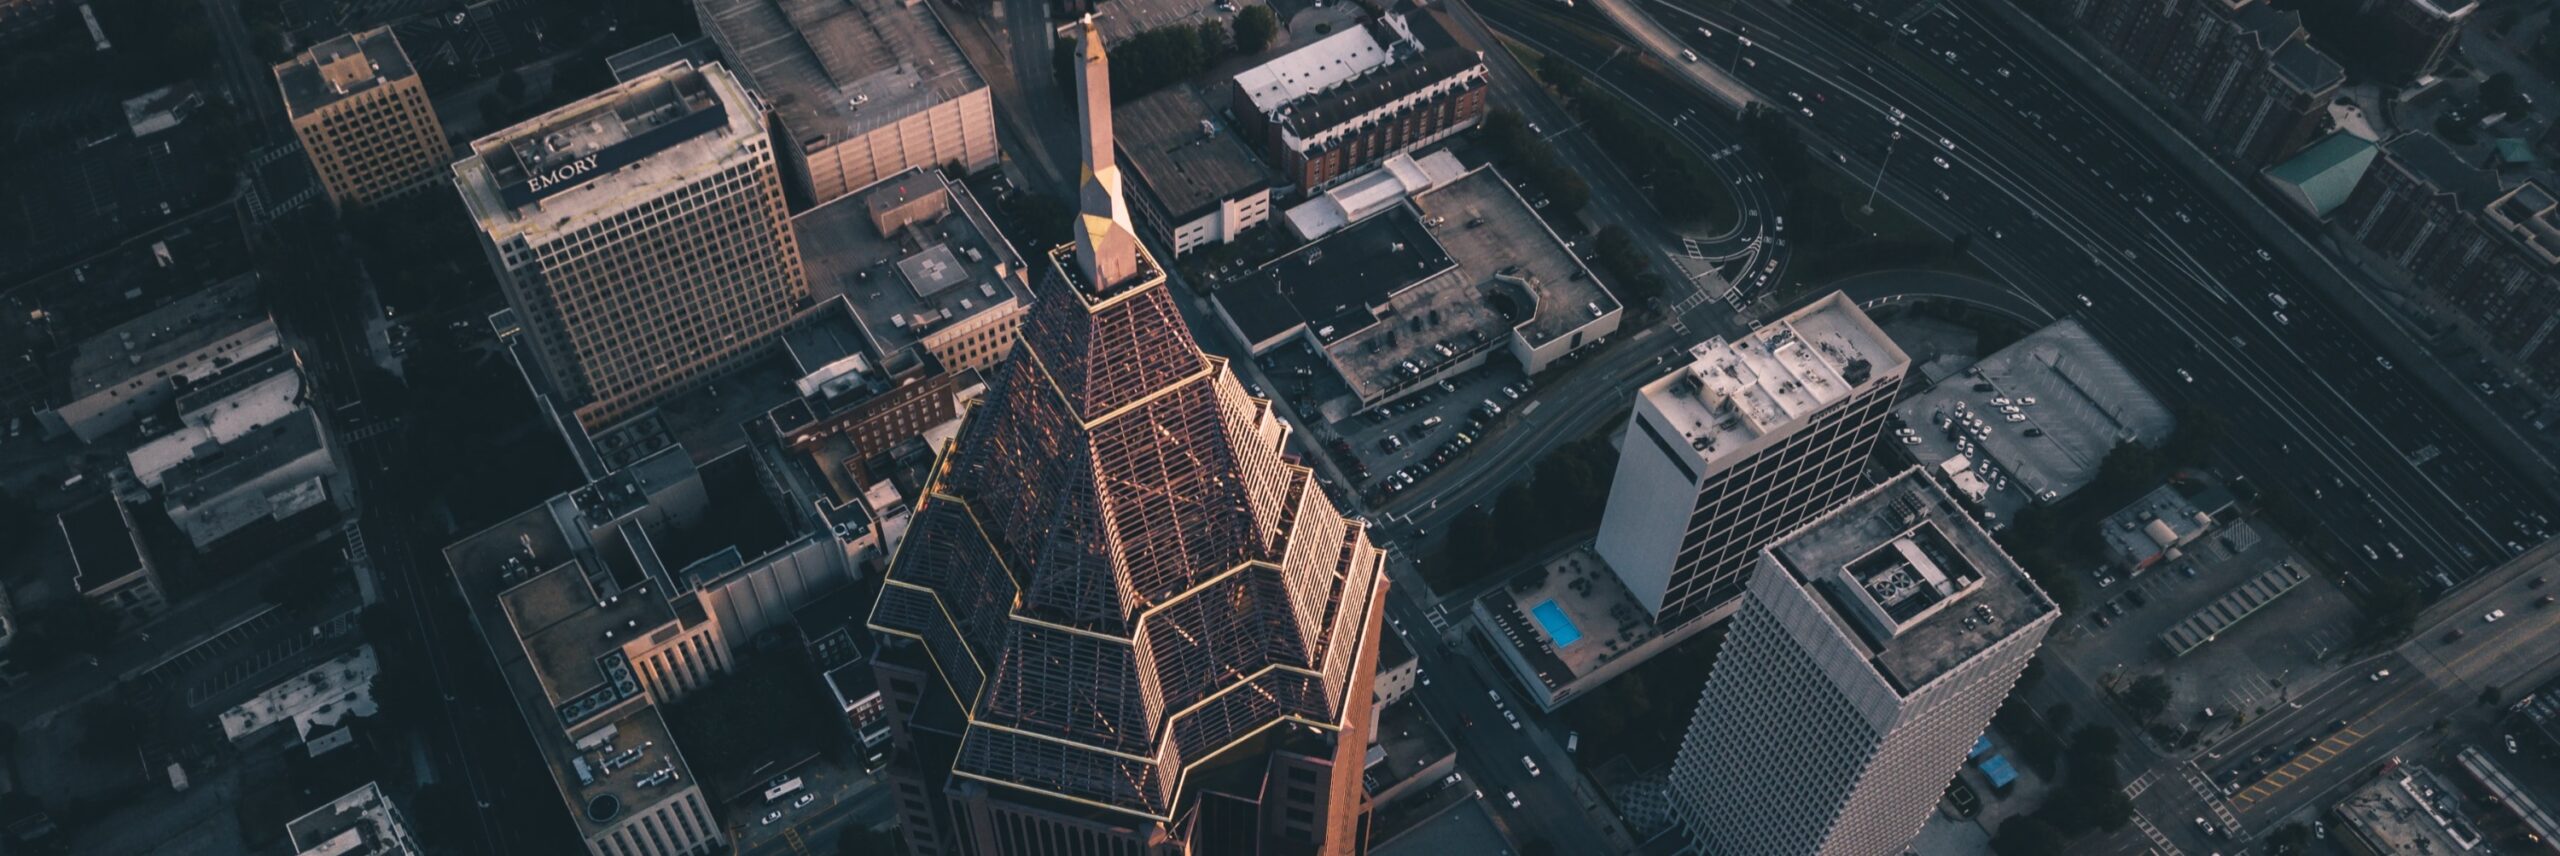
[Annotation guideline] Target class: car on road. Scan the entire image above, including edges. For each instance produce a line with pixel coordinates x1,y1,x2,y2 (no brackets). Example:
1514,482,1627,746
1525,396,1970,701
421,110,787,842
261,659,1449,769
1521,756,1541,777
2176,368,2195,383
762,810,785,826
2271,311,2290,325
2375,356,2394,370
2076,293,2094,307
794,792,816,808
1419,668,1430,685
2195,817,2222,839
2508,735,2522,755
1506,790,1523,808
2488,609,2509,622
2257,248,2272,261
2541,595,2557,608
2371,669,2391,681
1503,709,1520,729
2445,627,2467,643
1931,156,1950,169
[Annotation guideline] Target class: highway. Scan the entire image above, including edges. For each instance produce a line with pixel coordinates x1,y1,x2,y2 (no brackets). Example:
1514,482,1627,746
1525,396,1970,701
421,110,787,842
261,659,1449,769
1542,0,2558,592
2108,541,2560,855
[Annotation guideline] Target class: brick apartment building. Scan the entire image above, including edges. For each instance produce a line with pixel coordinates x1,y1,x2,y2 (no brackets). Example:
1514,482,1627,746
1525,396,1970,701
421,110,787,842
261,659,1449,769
2333,134,2560,382
1228,9,1487,190
2064,0,2342,167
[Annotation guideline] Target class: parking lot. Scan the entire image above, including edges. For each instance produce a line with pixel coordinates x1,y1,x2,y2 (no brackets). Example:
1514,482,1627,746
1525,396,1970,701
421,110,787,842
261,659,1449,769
2048,518,2361,740
1313,362,1533,508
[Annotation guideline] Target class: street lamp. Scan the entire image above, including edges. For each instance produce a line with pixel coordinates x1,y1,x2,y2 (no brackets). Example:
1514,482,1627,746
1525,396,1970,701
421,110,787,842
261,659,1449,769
1863,127,1901,216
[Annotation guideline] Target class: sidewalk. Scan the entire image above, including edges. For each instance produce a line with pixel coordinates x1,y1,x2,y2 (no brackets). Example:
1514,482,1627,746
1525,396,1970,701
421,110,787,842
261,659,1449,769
1955,0,2560,503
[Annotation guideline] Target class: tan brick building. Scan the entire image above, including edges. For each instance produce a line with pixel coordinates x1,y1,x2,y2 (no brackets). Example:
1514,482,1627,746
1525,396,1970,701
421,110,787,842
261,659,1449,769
275,28,450,209
453,62,809,431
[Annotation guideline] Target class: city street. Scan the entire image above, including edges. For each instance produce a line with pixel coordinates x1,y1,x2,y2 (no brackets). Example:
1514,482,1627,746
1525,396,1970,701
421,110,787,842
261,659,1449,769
1561,0,2559,595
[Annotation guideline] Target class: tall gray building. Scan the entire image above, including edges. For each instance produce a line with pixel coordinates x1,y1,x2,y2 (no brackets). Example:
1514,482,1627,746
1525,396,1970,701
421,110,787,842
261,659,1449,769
1669,469,2055,856
1594,292,1909,630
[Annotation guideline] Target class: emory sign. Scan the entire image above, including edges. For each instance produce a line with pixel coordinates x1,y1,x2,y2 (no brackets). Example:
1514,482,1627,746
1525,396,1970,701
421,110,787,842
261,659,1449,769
526,155,603,195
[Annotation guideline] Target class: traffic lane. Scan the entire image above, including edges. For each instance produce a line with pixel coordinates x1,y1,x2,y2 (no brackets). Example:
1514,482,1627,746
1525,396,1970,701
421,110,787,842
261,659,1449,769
1671,0,2537,580
1385,572,1604,844
1699,1,2519,574
1907,2,2551,521
1405,641,1590,847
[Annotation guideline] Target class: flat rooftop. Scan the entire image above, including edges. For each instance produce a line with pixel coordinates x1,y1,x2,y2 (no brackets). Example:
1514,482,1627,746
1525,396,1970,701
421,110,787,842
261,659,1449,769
1410,167,1616,348
1769,470,2052,695
1225,205,1455,346
2099,483,2213,564
218,643,378,741
275,27,419,119
455,61,765,234
285,782,410,856
2335,765,2486,855
448,501,706,840
1642,292,1906,469
65,273,271,399
696,0,983,147
1234,26,1393,116
1892,319,2173,505
794,171,1029,356
59,498,142,593
1475,546,1663,695
1115,85,1272,222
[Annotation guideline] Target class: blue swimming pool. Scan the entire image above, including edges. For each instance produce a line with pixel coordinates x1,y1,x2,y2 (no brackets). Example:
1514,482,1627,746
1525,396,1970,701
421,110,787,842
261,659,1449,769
1531,600,1583,648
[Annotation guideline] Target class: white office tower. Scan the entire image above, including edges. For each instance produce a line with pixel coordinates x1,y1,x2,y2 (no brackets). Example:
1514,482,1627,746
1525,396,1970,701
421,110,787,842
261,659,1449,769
1668,469,2054,856
1595,292,1909,629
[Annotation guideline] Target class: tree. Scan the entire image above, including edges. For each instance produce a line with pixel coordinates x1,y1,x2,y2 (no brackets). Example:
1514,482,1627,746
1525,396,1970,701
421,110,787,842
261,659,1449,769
1991,816,2068,856
1232,5,1278,54
1536,53,1584,95
2482,72,2529,116
1194,21,1232,68
2118,675,2173,721
495,68,529,103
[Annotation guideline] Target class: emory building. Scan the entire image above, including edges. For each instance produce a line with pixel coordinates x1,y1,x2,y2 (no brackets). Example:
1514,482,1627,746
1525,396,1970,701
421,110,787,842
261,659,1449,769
455,61,808,430
1669,469,2054,856
275,27,450,209
1595,292,1909,630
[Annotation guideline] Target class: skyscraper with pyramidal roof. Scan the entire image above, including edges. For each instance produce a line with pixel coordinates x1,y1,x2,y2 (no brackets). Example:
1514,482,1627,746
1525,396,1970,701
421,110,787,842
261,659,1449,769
865,18,1389,856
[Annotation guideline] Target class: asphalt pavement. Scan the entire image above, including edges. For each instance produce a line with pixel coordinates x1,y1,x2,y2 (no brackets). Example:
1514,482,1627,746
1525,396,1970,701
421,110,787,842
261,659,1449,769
1586,0,2557,595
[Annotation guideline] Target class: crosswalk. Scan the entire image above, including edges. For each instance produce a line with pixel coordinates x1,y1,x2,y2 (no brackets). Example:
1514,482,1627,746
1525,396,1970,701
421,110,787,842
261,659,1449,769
2180,767,2244,836
2127,813,2179,856
1423,604,1452,633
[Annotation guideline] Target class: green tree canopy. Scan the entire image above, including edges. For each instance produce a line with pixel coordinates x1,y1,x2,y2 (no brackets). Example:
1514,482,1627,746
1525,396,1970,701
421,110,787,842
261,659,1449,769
1232,5,1278,54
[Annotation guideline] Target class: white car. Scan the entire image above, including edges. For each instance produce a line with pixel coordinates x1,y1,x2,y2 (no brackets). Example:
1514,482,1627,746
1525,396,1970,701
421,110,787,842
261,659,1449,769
1506,790,1523,808
1418,668,1430,686
1903,436,1924,445
2256,249,2272,261
2371,669,2391,681
1995,67,2012,78
2076,293,2094,307
2176,368,2195,383
2376,356,2394,370
2271,311,2290,325
2487,609,2508,623
794,793,816,808
762,810,785,826
1991,397,2011,406
1940,137,1956,151
1522,756,1542,777
2005,413,2027,423
1932,156,1951,169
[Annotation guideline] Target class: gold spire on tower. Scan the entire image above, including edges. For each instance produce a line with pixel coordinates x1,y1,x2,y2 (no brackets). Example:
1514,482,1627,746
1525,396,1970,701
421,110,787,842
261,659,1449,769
1071,15,1143,290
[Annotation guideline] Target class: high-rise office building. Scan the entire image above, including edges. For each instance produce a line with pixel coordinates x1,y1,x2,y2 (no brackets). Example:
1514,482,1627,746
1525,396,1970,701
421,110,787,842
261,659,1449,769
1595,292,1909,630
1669,469,2055,856
454,61,808,430
2360,0,2475,81
866,19,1387,856
274,28,450,209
